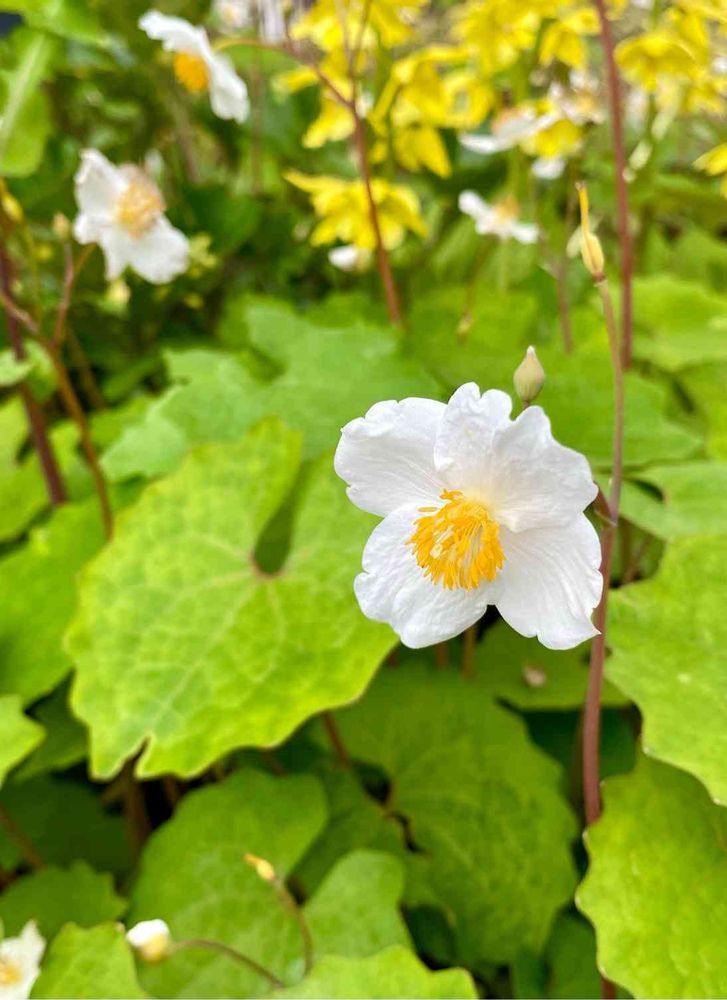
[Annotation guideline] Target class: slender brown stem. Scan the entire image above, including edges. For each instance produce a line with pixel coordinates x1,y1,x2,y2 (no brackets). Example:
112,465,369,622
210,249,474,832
592,0,634,368
462,624,477,679
0,804,44,870
322,712,349,766
120,761,151,860
172,939,285,989
275,880,314,975
161,775,182,809
622,533,652,586
66,328,106,410
435,642,449,668
0,246,68,507
45,341,113,538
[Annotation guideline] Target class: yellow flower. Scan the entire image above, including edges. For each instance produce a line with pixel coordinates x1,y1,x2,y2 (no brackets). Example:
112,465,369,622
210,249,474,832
539,8,599,68
454,0,542,74
616,31,699,91
525,114,583,159
285,170,426,249
290,0,426,53
695,143,727,196
303,93,357,147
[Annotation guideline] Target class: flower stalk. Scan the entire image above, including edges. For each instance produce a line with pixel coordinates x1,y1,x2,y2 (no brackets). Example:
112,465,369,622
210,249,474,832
171,939,285,989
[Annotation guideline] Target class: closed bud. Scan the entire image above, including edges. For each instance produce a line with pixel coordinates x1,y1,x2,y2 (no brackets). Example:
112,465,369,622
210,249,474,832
0,180,24,225
126,919,172,963
514,345,545,404
576,182,605,280
244,852,276,883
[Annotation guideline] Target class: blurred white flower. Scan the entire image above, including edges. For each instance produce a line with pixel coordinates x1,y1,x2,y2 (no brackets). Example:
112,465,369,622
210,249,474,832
0,921,45,999
459,191,539,244
140,10,249,122
215,0,286,42
126,919,172,963
460,107,558,155
73,150,189,284
532,156,565,180
548,73,605,126
328,244,372,272
335,384,601,649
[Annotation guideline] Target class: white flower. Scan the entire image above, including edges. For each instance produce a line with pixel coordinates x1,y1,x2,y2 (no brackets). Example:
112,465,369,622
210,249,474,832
459,191,539,244
461,107,558,155
215,0,286,42
335,384,602,650
328,244,372,272
532,156,565,180
0,922,45,1000
73,149,189,284
140,10,249,123
126,919,172,963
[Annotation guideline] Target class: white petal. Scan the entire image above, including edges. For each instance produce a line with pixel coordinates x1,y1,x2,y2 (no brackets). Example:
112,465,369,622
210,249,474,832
458,190,496,233
460,133,506,155
139,10,207,54
206,50,250,122
335,397,446,517
495,516,602,650
532,156,565,180
74,149,124,220
510,222,539,244
488,406,597,531
354,504,497,647
434,383,512,494
127,217,190,283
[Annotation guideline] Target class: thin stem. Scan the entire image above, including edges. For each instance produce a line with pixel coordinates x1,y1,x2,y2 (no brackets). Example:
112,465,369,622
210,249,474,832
462,624,477,679
45,340,114,538
120,761,151,860
0,245,68,507
172,939,285,989
322,712,349,766
66,328,106,411
592,0,634,369
0,805,44,870
622,533,653,586
271,879,314,975
435,642,449,668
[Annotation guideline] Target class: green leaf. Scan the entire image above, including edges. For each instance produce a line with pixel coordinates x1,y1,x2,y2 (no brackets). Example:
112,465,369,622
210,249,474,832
680,363,727,460
0,500,104,704
0,696,44,787
620,463,727,540
0,28,59,176
15,684,87,782
608,535,727,802
578,753,727,998
0,861,125,939
0,777,129,874
103,306,439,481
128,768,328,999
632,275,727,372
332,661,577,966
274,946,477,999
475,621,627,710
70,421,394,779
5,0,109,45
0,350,33,387
31,923,147,999
544,914,602,1000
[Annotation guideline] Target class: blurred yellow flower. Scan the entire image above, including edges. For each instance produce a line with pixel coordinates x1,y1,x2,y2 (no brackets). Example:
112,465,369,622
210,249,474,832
539,8,599,68
290,0,426,53
616,31,699,91
695,142,727,194
285,170,426,249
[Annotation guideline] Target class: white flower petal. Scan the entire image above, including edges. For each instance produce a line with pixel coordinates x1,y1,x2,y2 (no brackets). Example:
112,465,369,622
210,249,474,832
335,397,446,517
354,504,497,647
126,217,189,283
510,221,539,244
434,383,512,493
0,921,45,1000
74,149,124,220
532,155,565,180
206,51,250,122
460,133,506,155
495,516,602,649
139,10,207,54
488,406,597,531
458,190,497,233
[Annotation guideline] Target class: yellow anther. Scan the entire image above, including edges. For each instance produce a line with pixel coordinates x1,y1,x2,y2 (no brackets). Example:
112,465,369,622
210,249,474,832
173,51,209,94
115,171,164,238
0,959,22,987
409,490,505,590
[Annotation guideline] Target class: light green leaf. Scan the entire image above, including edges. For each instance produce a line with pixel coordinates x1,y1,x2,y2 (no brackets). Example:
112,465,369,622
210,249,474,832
632,275,727,372
476,621,627,710
0,861,125,939
0,777,129,874
274,946,477,999
31,923,147,999
0,28,59,176
2,0,108,45
544,914,602,1000
15,684,87,781
578,753,727,998
129,768,328,999
69,421,394,779
620,463,727,540
0,696,44,787
0,500,104,704
0,351,33,387
608,535,727,802
332,662,577,966
679,363,727,460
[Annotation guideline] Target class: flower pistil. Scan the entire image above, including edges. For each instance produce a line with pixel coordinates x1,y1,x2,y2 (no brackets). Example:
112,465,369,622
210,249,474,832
115,172,165,238
173,51,210,93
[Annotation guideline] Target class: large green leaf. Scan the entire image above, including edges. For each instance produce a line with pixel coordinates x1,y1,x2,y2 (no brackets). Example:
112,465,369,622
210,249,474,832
578,753,727,998
2,0,108,44
332,662,577,966
0,695,44,787
608,535,727,802
275,946,477,999
0,28,59,176
69,421,394,779
103,306,439,481
620,463,727,540
15,684,87,781
679,363,727,460
0,861,125,939
31,923,147,999
0,500,104,704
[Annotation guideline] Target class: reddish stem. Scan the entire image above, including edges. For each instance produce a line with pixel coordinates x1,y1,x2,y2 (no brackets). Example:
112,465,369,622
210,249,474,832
592,0,634,369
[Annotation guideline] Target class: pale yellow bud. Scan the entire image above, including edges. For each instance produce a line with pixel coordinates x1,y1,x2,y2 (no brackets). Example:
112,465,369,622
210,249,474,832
0,181,24,225
52,213,71,241
244,853,276,883
513,345,545,405
576,183,605,280
126,920,172,963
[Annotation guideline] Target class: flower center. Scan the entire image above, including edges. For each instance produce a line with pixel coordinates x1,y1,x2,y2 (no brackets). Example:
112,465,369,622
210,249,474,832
409,489,505,590
173,51,209,93
115,172,164,238
0,959,22,986
494,194,519,224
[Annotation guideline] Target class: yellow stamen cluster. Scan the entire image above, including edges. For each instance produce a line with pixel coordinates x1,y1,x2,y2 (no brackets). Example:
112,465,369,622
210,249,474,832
409,489,505,590
494,194,520,224
115,172,164,238
0,959,22,987
173,51,209,94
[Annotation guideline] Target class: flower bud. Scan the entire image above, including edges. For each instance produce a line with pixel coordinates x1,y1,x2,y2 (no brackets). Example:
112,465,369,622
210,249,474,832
52,213,71,241
0,180,23,225
126,919,172,963
244,852,276,883
513,346,545,405
576,183,605,280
